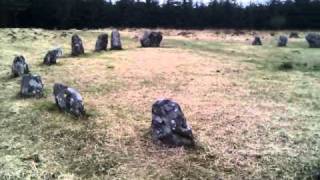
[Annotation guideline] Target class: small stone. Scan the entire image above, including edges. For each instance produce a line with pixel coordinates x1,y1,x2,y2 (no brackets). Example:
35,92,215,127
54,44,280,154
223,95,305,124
43,48,63,65
151,99,194,147
289,32,299,38
20,74,44,98
12,56,29,77
95,33,108,52
140,31,163,47
252,36,262,46
71,34,84,56
278,35,288,47
110,30,122,50
53,83,85,117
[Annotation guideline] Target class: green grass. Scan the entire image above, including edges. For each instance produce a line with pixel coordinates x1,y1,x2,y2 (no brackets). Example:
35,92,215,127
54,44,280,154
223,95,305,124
0,29,320,179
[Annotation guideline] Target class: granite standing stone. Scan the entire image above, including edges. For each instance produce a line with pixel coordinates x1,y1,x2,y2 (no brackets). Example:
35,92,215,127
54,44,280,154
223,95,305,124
278,35,288,47
140,31,163,47
95,33,108,52
151,99,195,147
110,30,122,50
53,83,85,117
12,56,29,77
20,74,44,98
306,33,320,48
252,36,262,45
71,34,84,56
43,48,63,65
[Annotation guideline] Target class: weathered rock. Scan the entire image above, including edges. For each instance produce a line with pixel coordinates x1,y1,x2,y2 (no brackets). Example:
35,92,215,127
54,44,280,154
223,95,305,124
140,31,163,47
95,33,108,51
278,35,288,47
306,33,320,48
43,48,63,65
71,34,84,56
53,83,85,117
289,32,299,38
12,56,29,77
20,74,44,98
151,99,194,147
110,30,122,50
252,36,262,45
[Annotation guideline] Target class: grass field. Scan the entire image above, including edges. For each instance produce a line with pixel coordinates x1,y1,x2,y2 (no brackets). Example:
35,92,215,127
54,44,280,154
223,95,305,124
0,28,319,179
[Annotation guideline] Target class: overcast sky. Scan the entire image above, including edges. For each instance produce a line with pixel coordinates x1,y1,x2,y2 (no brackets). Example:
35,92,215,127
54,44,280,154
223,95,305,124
156,0,268,6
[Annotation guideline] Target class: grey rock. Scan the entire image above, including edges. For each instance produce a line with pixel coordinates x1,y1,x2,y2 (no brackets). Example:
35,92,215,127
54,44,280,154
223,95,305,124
306,33,320,48
71,34,84,56
278,35,288,47
53,83,85,117
151,99,194,147
140,31,163,47
252,36,262,45
20,74,44,98
43,48,63,65
12,56,29,77
95,33,108,52
289,32,299,38
110,30,122,50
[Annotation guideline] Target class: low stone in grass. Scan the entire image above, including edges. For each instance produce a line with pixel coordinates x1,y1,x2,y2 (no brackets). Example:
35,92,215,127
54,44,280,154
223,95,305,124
43,48,63,65
53,83,85,117
278,35,288,47
20,74,44,98
279,62,293,70
110,30,122,50
306,33,320,48
289,32,299,38
12,56,29,77
95,33,108,52
71,34,84,56
252,36,262,45
151,99,195,147
140,31,163,47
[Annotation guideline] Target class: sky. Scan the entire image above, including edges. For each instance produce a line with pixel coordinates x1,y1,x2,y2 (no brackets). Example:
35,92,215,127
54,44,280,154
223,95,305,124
156,0,268,6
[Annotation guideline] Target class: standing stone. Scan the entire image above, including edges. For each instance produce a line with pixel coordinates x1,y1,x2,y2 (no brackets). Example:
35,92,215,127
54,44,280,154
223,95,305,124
95,33,108,52
151,99,195,147
53,83,85,117
140,31,163,47
20,74,44,98
306,33,320,48
278,35,288,47
252,36,262,45
71,34,84,56
43,48,63,65
110,30,122,50
12,56,29,77
289,32,299,38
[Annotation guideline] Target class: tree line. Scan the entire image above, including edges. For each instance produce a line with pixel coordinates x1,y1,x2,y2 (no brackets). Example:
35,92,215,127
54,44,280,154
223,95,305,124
1,0,320,29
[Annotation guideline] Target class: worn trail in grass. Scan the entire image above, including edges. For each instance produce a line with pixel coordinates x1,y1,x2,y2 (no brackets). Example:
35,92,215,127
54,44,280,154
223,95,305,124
0,29,319,179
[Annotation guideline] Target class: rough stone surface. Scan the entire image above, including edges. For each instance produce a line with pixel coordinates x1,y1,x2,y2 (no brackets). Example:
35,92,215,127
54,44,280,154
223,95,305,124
151,99,194,147
53,83,85,117
71,34,84,56
12,56,29,77
43,48,63,65
252,36,262,45
278,35,288,47
140,31,163,47
20,74,44,97
306,33,320,48
289,32,299,38
95,33,108,51
110,30,122,50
